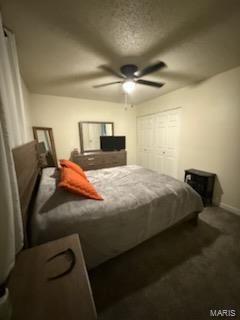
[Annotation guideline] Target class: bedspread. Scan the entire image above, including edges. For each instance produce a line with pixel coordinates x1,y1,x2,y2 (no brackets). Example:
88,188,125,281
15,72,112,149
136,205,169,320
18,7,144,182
31,165,203,268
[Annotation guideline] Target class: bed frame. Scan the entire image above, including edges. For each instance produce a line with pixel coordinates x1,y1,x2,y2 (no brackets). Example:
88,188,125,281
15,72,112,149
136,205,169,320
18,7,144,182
12,140,199,250
12,141,40,247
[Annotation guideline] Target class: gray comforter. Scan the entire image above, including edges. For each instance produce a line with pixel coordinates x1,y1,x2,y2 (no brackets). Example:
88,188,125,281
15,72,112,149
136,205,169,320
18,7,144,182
31,165,203,268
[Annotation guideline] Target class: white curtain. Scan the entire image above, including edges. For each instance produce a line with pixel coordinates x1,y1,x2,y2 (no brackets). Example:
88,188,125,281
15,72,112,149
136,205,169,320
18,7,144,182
0,13,26,287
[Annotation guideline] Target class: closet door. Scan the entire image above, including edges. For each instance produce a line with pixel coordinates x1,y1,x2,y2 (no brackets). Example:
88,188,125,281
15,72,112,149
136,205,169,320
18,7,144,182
137,115,155,169
137,109,181,178
154,113,168,173
164,110,180,177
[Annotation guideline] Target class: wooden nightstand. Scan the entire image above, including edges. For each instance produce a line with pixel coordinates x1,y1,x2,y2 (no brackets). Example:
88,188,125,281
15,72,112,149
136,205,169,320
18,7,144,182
8,234,97,320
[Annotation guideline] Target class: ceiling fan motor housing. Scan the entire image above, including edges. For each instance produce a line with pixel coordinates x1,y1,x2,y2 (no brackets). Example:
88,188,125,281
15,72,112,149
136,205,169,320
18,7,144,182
120,64,138,78
94,61,165,88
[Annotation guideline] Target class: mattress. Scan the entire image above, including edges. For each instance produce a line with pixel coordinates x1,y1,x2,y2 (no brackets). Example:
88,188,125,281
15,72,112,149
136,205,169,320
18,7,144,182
30,165,203,268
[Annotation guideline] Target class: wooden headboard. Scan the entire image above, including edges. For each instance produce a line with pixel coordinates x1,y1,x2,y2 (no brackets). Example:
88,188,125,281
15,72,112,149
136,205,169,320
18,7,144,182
12,141,40,247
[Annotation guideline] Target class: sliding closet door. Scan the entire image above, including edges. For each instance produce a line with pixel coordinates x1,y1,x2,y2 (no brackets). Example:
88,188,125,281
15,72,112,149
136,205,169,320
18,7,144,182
137,109,181,178
154,112,168,173
163,110,180,177
137,115,155,169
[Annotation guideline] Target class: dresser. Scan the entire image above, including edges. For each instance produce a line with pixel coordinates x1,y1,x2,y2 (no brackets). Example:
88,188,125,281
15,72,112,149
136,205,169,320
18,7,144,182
71,150,127,171
8,234,97,320
184,169,216,206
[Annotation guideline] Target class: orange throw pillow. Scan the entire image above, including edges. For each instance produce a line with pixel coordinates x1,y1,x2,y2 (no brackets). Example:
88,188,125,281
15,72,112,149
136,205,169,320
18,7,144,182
60,159,87,180
58,167,103,200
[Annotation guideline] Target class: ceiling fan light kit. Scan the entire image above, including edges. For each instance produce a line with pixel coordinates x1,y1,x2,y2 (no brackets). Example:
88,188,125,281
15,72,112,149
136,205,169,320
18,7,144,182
93,61,166,93
122,80,136,94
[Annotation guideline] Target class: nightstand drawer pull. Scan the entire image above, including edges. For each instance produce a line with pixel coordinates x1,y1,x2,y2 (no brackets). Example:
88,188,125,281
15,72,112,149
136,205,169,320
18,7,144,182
46,248,76,280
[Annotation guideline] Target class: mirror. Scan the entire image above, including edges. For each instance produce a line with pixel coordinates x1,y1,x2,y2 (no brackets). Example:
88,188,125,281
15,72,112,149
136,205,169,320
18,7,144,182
32,127,58,167
79,121,114,153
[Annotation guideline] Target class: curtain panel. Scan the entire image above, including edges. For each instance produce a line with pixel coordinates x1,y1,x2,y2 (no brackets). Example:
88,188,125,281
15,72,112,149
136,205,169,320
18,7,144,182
0,13,25,288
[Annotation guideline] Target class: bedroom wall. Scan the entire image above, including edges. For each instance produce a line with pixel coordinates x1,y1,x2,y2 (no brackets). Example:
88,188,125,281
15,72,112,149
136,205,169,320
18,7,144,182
30,94,136,164
21,78,33,141
137,65,240,213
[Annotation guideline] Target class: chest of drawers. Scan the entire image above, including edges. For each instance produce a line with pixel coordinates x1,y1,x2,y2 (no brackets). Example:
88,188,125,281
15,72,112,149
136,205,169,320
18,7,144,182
71,150,127,170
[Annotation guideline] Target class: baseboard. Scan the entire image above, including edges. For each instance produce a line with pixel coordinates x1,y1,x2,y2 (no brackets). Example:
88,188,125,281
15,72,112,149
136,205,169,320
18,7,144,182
219,202,240,216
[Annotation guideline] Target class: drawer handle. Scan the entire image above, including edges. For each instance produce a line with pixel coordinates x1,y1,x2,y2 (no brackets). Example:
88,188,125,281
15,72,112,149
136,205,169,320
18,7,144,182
46,248,76,281
87,157,95,160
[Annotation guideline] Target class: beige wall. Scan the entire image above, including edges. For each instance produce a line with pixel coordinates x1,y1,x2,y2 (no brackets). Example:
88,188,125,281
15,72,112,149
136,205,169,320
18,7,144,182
30,94,136,164
21,78,33,141
137,66,240,212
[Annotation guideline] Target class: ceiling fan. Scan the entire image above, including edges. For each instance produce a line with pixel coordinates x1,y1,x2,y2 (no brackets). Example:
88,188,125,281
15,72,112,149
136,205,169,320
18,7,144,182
93,61,166,93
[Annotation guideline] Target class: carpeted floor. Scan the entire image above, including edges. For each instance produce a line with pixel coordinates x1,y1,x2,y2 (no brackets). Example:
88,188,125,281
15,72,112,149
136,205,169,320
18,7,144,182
89,207,240,320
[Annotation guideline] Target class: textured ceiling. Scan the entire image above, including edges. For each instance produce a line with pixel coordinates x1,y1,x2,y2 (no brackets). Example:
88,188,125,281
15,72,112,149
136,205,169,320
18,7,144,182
1,0,240,104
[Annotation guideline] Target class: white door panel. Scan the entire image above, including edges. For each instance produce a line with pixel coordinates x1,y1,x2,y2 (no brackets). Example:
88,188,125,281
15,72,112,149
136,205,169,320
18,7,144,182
165,151,177,177
137,115,155,169
155,114,167,148
154,153,165,174
137,110,180,178
167,126,178,149
138,150,152,169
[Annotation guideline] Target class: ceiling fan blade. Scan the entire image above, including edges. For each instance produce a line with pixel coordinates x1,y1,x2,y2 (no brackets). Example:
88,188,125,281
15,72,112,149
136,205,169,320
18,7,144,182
93,81,122,88
135,61,166,77
99,65,124,79
136,79,164,88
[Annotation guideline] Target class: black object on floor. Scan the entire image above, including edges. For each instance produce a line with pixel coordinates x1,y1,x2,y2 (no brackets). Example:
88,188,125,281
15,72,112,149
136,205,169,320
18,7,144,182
185,169,215,206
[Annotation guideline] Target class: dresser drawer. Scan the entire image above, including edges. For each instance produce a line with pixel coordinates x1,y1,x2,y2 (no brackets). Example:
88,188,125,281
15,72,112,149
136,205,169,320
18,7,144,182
72,151,127,170
103,158,125,167
83,162,104,170
77,161,102,171
83,155,101,162
77,155,100,163
106,153,126,162
74,155,102,169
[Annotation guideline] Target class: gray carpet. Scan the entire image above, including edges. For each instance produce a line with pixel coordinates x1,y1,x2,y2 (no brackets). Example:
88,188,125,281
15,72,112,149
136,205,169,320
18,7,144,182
89,207,240,320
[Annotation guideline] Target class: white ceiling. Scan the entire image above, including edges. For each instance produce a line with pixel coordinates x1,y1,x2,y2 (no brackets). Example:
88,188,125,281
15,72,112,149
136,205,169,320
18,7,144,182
1,0,240,104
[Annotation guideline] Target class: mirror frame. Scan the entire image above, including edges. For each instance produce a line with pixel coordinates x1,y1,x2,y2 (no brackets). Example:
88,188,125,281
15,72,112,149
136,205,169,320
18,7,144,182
32,126,58,167
79,121,114,153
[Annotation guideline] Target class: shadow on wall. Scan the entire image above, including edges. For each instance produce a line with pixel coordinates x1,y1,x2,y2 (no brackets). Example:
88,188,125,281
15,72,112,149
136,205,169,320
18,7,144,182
213,175,223,206
141,0,240,63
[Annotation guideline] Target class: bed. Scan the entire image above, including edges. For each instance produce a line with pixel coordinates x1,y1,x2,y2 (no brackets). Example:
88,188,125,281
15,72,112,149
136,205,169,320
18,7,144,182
30,164,203,269
13,141,203,269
